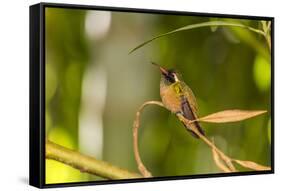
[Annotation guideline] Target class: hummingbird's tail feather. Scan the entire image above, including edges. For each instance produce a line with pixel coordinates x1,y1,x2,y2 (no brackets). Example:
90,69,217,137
185,126,200,138
180,96,205,138
194,121,205,136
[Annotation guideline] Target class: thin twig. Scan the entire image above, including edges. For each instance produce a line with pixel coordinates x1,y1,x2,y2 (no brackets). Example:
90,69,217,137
133,100,270,176
177,114,236,172
183,115,270,172
46,140,142,179
265,21,272,51
261,21,271,51
211,143,231,172
133,101,165,177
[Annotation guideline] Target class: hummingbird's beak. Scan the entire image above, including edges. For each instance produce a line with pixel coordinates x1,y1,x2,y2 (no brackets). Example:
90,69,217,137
151,62,168,75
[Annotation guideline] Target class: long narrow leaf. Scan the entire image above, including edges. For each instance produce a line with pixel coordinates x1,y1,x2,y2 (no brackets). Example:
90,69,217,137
129,21,265,54
195,110,267,123
234,159,271,171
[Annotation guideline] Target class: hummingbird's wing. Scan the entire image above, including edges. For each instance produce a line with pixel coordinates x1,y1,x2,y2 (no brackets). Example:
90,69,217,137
179,82,205,137
180,95,205,137
179,81,198,116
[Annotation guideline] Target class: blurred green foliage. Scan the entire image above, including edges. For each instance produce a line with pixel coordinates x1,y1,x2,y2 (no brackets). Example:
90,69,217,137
253,54,271,92
45,8,89,183
45,7,271,184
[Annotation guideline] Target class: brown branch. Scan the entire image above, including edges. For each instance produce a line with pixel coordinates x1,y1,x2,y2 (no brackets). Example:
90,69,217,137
133,100,271,176
133,101,165,177
46,140,142,179
211,145,231,172
178,114,270,172
177,114,237,172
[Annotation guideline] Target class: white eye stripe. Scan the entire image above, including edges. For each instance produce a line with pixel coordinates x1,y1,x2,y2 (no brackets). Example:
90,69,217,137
173,73,179,82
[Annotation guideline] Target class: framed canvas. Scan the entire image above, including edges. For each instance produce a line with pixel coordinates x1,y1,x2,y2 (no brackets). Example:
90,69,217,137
29,2,274,188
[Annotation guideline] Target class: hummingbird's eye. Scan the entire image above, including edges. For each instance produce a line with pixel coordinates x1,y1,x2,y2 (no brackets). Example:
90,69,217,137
165,70,178,83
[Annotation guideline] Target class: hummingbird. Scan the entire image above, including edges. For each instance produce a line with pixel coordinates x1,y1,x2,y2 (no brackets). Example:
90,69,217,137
152,62,205,138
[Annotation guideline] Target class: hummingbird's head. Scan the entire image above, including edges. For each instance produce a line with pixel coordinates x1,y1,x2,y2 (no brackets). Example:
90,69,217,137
151,62,179,84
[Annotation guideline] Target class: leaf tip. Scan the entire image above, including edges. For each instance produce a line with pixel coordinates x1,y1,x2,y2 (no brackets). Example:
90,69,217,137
128,49,135,55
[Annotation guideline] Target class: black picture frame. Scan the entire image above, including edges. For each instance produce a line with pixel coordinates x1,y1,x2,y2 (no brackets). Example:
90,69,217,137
29,2,274,188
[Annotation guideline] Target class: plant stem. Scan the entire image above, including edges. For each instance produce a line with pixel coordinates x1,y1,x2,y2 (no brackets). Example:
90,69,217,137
46,140,142,180
133,101,270,175
133,101,165,177
176,114,235,172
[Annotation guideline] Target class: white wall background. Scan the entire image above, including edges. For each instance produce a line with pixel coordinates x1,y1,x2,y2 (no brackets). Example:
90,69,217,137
0,0,279,190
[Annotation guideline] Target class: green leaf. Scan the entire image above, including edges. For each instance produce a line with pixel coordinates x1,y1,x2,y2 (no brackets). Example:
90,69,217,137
129,21,265,54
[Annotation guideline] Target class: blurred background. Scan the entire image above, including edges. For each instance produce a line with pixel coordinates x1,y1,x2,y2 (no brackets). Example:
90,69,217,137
45,7,271,184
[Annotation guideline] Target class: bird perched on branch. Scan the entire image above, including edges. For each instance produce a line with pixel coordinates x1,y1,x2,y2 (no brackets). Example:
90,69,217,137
152,62,205,138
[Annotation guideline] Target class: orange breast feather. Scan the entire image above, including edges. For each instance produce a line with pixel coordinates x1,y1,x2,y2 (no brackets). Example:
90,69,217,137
160,85,181,113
